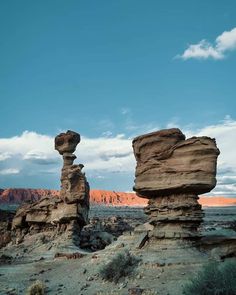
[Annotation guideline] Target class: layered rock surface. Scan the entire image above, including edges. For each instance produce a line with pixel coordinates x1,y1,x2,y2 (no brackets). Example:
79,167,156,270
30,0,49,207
11,130,90,246
133,128,220,239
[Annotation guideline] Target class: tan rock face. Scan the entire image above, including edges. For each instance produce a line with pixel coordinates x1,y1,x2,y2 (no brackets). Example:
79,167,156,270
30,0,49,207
133,128,220,197
133,128,220,240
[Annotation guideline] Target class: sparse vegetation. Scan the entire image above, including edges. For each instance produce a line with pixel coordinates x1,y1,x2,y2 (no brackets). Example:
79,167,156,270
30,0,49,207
26,280,46,295
96,292,121,295
96,291,158,295
142,290,158,295
99,250,141,283
183,260,236,295
96,289,158,295
228,220,236,231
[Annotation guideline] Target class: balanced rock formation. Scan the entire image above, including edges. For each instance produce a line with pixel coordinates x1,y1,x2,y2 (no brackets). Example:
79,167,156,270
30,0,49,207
55,130,90,217
133,128,220,239
12,130,89,246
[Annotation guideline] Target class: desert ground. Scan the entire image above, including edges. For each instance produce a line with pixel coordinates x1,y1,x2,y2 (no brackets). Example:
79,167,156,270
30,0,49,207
0,205,235,295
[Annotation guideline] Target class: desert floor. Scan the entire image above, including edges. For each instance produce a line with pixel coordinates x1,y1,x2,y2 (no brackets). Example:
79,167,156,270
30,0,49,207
0,206,236,295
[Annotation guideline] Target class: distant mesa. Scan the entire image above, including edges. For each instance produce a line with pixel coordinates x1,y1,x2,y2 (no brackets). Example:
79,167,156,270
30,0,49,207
0,188,235,207
0,188,59,204
199,196,236,207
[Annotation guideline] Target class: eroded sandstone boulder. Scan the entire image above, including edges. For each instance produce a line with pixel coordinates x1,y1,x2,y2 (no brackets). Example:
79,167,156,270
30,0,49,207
133,128,220,240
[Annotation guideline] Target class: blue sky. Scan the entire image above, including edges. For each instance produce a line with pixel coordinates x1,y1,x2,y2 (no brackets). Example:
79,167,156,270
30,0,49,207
0,1,236,195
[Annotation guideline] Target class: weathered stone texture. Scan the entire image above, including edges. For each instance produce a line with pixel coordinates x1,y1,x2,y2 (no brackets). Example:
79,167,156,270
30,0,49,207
133,128,220,239
133,128,220,197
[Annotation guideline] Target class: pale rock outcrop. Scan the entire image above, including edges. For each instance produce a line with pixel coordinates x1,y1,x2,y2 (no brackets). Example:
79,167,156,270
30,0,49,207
133,128,220,239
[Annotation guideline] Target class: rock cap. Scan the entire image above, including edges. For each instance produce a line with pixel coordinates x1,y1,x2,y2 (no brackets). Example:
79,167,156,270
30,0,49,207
55,130,80,155
133,128,220,198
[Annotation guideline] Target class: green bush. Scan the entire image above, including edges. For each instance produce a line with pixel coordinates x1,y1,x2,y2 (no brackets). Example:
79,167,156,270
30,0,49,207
99,250,141,283
26,280,46,295
183,260,236,295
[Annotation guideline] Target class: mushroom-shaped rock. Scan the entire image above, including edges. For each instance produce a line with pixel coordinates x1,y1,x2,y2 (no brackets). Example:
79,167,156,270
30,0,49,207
132,128,220,240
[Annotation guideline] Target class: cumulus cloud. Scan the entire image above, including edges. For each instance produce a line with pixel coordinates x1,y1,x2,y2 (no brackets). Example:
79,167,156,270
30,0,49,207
179,27,236,60
0,118,235,196
0,131,55,159
78,134,134,172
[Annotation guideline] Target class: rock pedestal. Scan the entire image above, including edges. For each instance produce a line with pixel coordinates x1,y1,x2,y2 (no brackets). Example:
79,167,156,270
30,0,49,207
12,130,90,246
55,130,90,221
133,128,220,239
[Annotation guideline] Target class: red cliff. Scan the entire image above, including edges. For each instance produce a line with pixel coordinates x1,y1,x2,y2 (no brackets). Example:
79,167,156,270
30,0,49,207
0,188,59,204
90,190,147,206
0,188,235,207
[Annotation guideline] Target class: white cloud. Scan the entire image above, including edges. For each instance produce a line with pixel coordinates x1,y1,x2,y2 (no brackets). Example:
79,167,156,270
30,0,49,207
0,131,134,175
216,28,236,51
0,131,55,158
179,27,236,60
0,117,235,196
78,135,134,172
0,168,20,175
0,152,12,161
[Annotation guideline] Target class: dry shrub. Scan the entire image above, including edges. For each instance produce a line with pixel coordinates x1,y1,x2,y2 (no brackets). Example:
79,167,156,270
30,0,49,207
99,250,141,283
183,260,236,295
142,291,158,295
96,290,158,295
96,292,121,295
228,220,236,231
26,280,45,295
